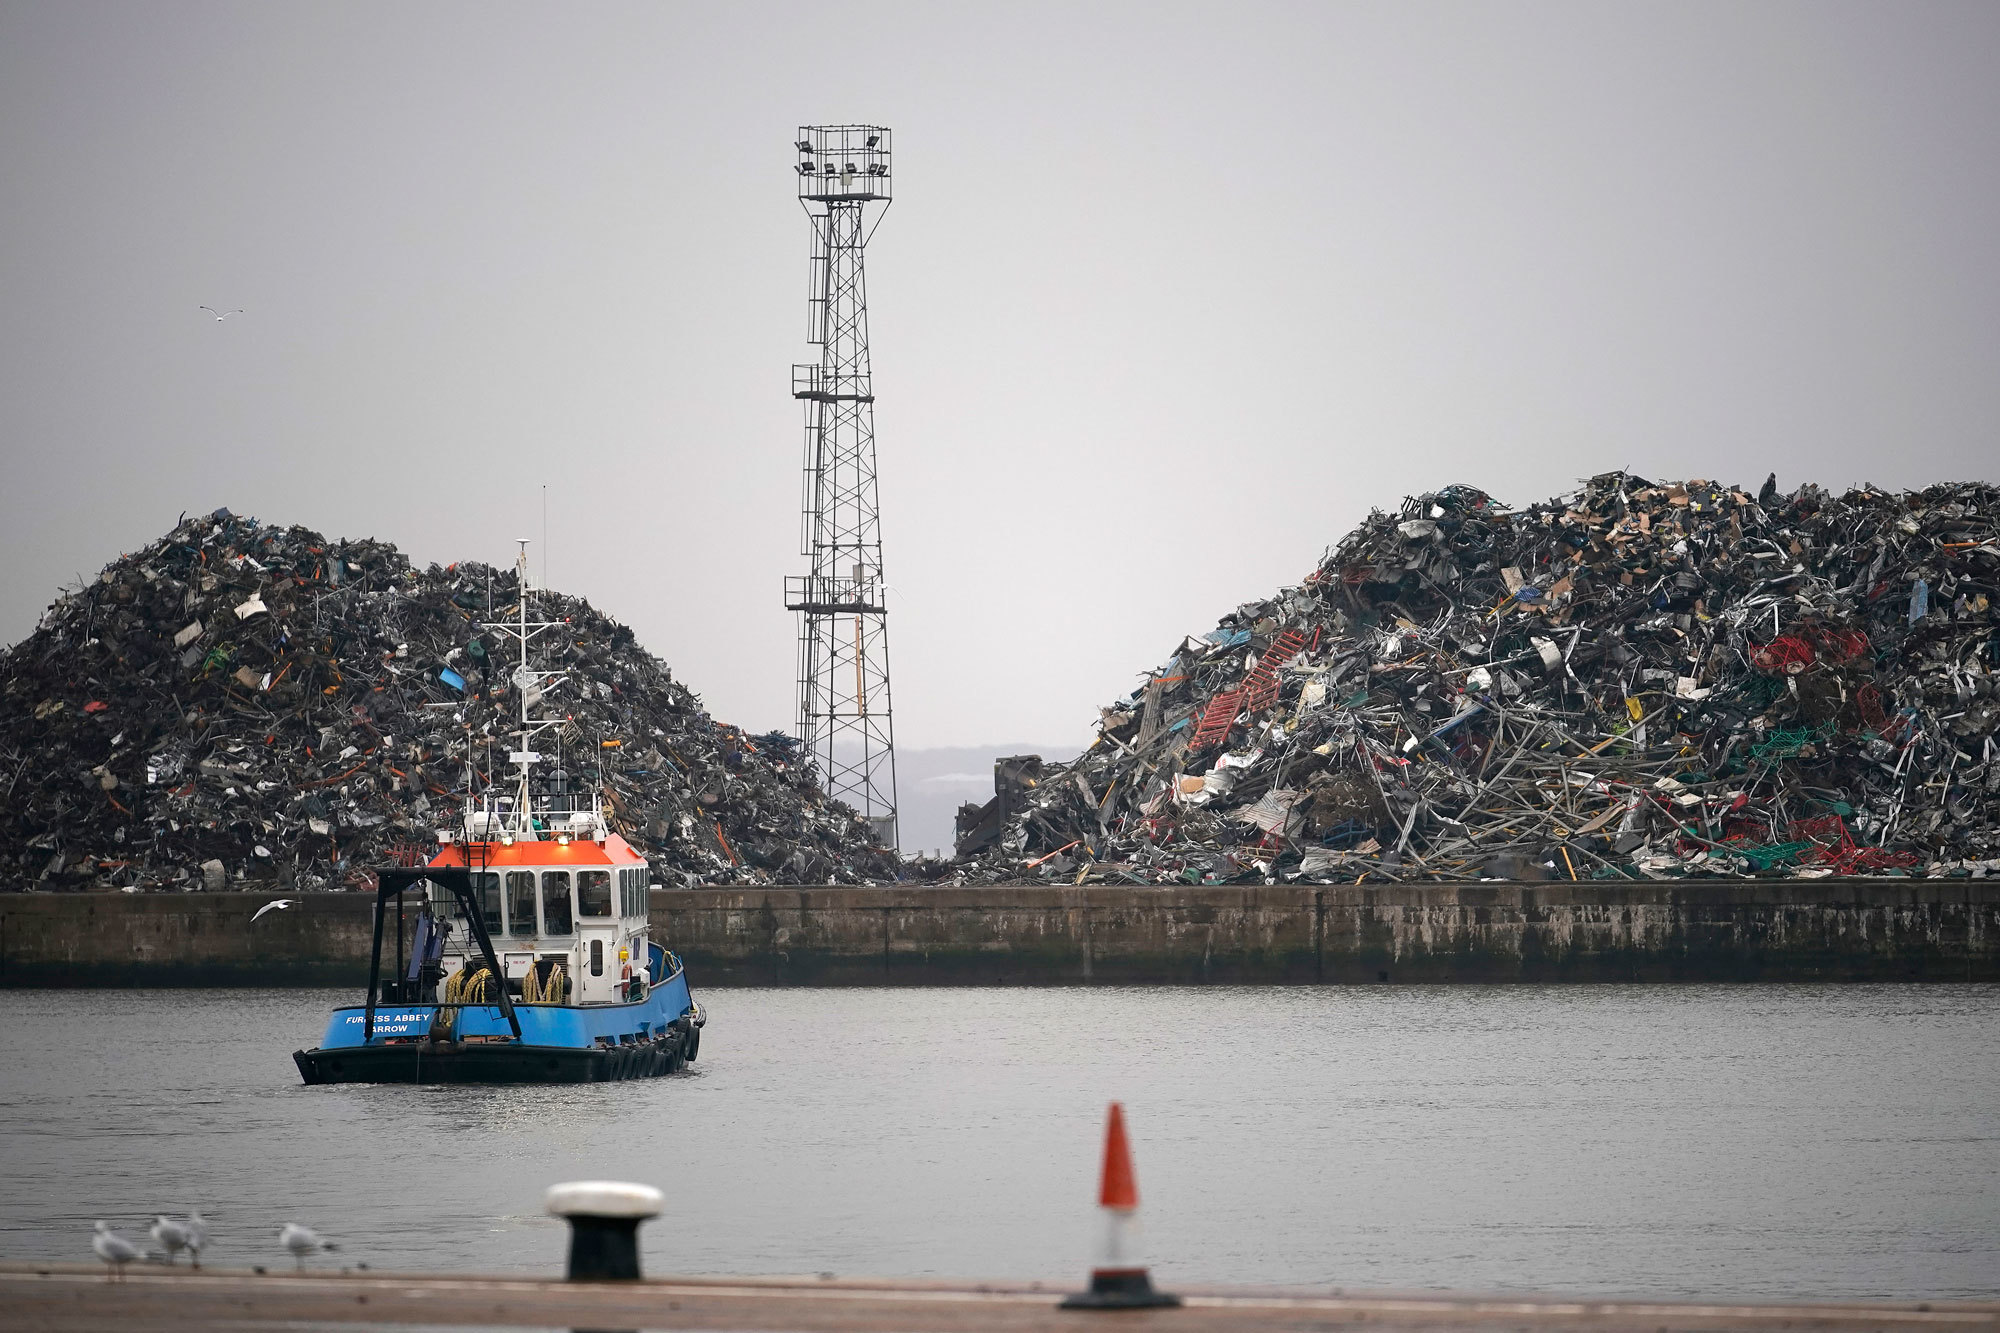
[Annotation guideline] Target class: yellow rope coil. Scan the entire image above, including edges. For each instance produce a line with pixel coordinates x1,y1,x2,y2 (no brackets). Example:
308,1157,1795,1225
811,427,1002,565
443,965,495,1005
519,961,569,1004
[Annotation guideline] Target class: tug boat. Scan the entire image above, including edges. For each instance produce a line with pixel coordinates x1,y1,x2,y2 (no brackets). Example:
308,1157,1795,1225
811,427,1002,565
293,544,703,1085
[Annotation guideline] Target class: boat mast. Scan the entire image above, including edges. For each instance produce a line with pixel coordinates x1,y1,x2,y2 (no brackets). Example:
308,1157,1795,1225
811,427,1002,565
513,542,532,832
479,540,566,842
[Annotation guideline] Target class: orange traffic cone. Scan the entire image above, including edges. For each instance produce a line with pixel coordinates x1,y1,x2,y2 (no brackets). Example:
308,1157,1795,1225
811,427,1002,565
1060,1102,1180,1309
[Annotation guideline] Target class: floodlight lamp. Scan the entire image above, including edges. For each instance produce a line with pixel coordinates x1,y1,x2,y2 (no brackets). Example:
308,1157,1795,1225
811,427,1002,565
795,163,812,175
795,139,813,152
557,832,570,846
823,162,836,174
865,134,879,147
842,162,855,173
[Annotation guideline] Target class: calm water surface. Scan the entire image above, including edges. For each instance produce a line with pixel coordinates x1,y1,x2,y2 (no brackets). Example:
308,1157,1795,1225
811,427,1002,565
0,985,1994,1300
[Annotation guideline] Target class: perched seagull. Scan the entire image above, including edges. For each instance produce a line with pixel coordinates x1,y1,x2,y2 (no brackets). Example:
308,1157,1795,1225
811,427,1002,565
92,1222,142,1281
199,306,244,321
184,1210,208,1269
150,1215,191,1264
279,1222,338,1270
251,899,296,924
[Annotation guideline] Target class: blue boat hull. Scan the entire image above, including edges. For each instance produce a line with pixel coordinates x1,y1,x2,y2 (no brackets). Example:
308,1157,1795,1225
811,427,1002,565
293,1029,694,1084
294,965,700,1086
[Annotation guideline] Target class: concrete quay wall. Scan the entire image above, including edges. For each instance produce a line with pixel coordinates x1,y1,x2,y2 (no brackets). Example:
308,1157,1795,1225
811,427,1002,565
663,881,2000,985
3,881,1996,986
0,890,376,987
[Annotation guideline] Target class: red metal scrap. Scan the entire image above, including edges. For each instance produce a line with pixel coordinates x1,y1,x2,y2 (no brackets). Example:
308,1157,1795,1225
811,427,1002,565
1750,636,1815,675
1188,688,1243,754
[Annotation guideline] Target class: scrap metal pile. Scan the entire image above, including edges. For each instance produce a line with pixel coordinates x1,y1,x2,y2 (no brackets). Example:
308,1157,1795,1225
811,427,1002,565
954,475,2000,883
1,510,899,891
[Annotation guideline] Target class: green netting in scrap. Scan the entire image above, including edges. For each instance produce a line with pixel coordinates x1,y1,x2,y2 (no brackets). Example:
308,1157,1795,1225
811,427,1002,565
1731,675,1787,712
1750,720,1835,763
1727,839,1815,870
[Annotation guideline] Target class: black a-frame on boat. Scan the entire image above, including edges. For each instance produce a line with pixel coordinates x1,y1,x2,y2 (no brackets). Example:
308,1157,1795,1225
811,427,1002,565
364,868,521,1043
296,865,701,1085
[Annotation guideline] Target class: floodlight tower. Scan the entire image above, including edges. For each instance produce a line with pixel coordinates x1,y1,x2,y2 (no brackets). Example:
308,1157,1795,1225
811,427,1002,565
784,125,900,848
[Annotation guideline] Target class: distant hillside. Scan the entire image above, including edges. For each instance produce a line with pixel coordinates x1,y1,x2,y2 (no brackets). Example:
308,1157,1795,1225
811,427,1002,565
894,744,1080,858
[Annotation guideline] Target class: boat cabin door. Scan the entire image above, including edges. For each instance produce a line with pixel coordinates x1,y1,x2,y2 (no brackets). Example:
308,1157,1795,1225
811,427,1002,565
574,869,620,1003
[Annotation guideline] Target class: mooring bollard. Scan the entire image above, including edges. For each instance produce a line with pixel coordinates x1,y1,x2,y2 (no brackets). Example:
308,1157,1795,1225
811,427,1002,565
546,1180,663,1281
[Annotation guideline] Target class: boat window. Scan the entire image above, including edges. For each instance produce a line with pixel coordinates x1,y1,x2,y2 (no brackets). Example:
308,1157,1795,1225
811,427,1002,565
541,871,573,935
473,873,503,935
578,870,612,918
506,872,537,936
590,938,604,976
616,868,629,916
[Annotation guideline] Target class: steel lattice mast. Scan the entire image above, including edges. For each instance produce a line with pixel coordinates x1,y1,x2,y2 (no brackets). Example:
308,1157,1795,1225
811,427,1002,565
783,125,899,848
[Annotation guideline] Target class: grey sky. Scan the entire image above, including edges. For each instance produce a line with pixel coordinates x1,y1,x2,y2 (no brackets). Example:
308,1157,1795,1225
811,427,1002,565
3,2,1996,755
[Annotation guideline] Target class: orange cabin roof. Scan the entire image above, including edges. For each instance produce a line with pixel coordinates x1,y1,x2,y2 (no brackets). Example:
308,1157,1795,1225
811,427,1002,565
430,834,645,869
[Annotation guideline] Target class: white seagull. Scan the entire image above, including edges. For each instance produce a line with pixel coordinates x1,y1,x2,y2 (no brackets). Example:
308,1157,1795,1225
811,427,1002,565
150,1215,191,1264
92,1221,142,1281
279,1222,338,1270
184,1209,208,1268
250,899,296,924
200,306,244,321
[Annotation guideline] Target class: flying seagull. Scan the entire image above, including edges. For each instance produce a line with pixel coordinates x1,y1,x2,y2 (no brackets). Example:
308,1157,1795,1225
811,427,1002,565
251,899,296,924
92,1222,142,1281
279,1222,338,1270
200,306,244,321
150,1215,191,1264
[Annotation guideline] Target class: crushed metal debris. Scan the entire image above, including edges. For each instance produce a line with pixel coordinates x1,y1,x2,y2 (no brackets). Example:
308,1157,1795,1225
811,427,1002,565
951,475,2000,885
3,509,900,891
